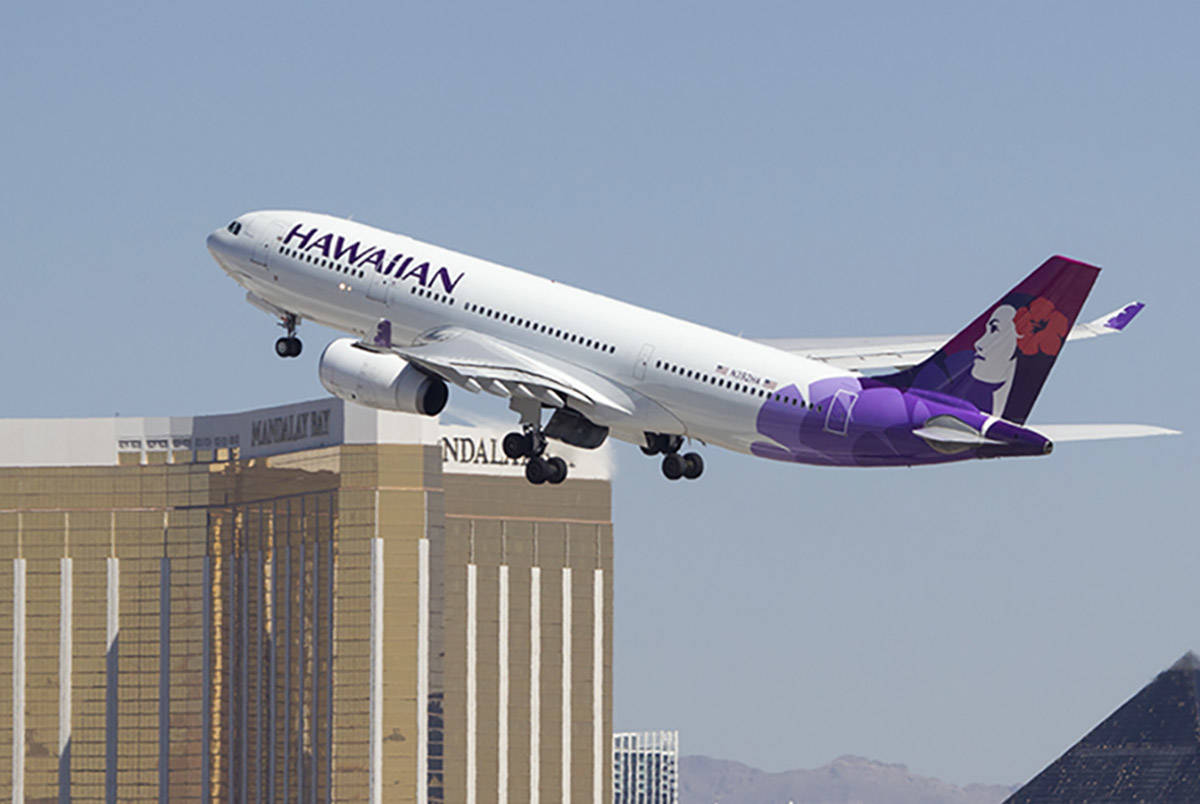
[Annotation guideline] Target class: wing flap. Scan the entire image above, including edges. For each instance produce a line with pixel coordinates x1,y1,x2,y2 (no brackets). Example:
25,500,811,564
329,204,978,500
380,324,635,416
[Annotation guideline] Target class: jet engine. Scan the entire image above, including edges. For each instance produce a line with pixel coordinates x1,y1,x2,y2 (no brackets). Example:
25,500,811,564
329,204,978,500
318,338,448,415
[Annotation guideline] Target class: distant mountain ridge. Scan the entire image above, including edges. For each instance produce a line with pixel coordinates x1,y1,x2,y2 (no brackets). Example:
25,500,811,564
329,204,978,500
680,754,1014,804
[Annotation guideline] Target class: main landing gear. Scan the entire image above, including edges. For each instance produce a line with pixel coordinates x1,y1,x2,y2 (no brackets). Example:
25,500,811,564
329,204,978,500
503,429,568,485
641,433,704,481
275,313,302,358
504,399,568,485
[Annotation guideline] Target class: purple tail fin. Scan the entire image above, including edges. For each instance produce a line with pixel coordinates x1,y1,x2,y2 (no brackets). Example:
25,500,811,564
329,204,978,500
880,256,1100,424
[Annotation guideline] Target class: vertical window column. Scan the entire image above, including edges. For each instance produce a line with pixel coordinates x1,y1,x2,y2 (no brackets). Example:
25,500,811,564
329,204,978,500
59,554,73,802
368,531,384,804
326,494,335,804
240,549,250,804
158,553,171,804
268,511,279,804
297,538,306,804
466,561,478,804
529,565,541,804
592,566,604,804
497,563,509,804
283,542,292,804
256,540,265,804
201,552,212,802
417,537,430,804
105,554,119,804
561,568,572,804
12,555,26,804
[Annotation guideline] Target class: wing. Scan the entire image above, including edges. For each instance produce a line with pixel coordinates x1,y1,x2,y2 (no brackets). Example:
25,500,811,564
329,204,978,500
751,302,1145,373
369,321,635,416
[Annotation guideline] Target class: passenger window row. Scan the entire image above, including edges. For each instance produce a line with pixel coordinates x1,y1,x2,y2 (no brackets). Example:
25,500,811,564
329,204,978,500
655,359,817,409
463,302,617,354
280,246,366,280
411,285,455,306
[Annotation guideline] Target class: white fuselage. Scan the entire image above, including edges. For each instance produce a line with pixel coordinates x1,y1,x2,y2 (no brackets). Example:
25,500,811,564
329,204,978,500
208,210,851,455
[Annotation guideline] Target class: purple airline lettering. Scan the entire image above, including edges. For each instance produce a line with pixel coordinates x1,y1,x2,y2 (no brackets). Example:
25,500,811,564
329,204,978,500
283,223,318,249
358,248,385,272
403,261,431,286
333,236,373,264
283,226,465,291
433,267,465,293
306,232,334,257
383,253,404,275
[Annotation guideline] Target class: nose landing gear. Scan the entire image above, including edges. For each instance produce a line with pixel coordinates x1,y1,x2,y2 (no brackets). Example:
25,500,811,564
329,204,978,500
641,432,704,481
275,336,302,357
274,313,302,358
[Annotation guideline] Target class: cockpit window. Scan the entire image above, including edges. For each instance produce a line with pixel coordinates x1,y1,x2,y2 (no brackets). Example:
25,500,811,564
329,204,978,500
227,221,243,235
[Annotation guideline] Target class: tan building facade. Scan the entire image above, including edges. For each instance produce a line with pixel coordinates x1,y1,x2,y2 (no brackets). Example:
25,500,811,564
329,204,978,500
0,398,613,802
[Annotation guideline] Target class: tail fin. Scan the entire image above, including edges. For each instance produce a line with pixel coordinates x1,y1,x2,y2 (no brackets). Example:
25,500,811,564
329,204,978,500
880,256,1100,424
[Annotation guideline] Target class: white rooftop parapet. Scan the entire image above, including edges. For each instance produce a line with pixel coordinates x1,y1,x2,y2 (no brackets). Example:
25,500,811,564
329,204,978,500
0,397,613,479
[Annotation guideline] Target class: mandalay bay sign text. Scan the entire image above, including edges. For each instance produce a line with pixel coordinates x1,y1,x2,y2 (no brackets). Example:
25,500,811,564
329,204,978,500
251,408,332,447
437,424,612,479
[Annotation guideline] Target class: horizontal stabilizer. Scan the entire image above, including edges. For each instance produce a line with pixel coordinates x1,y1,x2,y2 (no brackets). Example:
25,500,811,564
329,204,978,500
1068,301,1145,340
1028,424,1180,442
751,299,1146,371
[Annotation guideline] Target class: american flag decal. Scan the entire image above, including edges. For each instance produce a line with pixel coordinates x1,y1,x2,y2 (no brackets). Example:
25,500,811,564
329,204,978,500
764,379,778,390
715,365,729,375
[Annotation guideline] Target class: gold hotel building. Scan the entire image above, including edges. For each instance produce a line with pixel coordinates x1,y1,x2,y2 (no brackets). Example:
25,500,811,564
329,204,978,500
0,397,614,802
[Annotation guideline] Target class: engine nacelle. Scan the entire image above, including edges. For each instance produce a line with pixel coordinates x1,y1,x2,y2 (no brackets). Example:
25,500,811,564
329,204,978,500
318,338,448,416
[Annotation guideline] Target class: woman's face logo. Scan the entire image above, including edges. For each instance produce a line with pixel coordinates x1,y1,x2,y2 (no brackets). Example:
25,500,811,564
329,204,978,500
972,304,1018,384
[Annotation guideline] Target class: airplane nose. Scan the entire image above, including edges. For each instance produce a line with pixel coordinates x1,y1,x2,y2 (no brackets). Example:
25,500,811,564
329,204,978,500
206,228,240,275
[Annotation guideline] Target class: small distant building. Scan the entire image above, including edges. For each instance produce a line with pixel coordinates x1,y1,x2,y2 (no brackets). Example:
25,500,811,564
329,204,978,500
613,730,679,804
1007,651,1200,803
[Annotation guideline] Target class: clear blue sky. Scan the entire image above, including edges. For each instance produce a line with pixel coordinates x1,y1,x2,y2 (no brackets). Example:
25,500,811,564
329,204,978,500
3,1,1197,786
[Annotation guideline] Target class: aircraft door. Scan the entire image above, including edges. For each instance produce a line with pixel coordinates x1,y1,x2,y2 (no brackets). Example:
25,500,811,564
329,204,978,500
823,389,858,435
633,343,655,380
256,220,286,269
366,269,391,304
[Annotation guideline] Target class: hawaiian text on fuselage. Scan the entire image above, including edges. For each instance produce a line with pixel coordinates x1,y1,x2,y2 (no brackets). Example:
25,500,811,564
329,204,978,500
283,223,465,294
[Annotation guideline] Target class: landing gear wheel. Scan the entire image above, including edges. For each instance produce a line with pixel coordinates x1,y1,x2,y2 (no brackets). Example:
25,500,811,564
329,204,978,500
275,313,302,357
661,453,685,480
503,432,532,459
545,456,568,485
525,457,549,485
275,337,302,358
682,452,704,479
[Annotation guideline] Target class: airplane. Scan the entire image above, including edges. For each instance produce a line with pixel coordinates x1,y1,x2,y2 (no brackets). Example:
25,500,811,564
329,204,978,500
206,211,1177,485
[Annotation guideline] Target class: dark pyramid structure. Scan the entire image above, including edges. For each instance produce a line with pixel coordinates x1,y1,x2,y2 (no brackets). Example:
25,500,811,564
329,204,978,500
1007,651,1200,803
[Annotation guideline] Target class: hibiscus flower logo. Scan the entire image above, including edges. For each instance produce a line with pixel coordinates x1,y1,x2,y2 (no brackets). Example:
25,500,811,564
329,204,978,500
1014,297,1068,356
